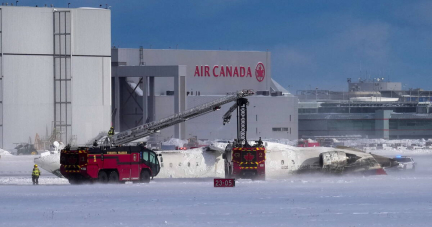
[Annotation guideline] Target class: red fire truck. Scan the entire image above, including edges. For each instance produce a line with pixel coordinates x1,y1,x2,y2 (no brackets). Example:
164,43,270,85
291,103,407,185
222,98,266,180
224,144,266,180
60,90,255,184
60,145,160,184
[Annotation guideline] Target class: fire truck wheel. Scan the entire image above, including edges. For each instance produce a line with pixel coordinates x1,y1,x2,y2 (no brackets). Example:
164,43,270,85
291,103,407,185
68,178,79,185
98,171,108,183
140,170,151,183
108,171,119,183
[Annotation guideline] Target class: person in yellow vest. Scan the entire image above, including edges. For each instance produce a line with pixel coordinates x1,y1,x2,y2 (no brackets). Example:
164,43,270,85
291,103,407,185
108,126,115,137
105,126,115,145
32,164,41,185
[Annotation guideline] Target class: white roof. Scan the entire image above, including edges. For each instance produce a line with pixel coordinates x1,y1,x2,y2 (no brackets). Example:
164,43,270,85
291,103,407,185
270,79,291,94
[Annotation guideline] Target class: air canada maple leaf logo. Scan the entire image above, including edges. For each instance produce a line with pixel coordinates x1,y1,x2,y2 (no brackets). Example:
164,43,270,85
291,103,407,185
255,62,265,82
244,152,255,161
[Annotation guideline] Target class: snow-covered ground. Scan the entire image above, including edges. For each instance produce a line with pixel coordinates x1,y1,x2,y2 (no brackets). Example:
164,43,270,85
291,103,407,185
0,154,65,185
1,148,432,226
0,148,12,156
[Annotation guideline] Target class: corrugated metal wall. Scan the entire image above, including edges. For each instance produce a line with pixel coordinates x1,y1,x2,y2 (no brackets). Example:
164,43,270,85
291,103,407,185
0,7,111,149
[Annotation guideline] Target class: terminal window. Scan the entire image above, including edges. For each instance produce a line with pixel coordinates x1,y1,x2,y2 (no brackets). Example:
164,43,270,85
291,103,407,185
390,119,432,129
273,127,289,132
327,120,374,130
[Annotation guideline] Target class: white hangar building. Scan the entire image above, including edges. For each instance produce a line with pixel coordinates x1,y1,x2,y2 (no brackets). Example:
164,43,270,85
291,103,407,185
0,6,111,150
111,48,298,142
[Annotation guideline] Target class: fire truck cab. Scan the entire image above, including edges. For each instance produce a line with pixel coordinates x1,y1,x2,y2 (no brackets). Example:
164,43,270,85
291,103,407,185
60,144,161,184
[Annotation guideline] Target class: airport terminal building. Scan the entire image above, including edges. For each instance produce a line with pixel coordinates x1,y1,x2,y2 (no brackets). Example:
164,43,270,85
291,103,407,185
112,48,298,142
298,79,432,140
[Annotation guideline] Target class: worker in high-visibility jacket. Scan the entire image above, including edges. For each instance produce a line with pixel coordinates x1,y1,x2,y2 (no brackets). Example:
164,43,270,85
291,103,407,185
108,127,114,137
32,164,41,185
106,126,115,145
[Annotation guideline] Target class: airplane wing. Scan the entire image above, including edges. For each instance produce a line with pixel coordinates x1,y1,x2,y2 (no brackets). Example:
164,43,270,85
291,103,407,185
265,142,398,177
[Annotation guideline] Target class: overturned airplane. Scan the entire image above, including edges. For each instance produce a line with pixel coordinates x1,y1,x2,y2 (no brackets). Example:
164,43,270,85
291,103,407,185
34,91,398,179
35,141,398,179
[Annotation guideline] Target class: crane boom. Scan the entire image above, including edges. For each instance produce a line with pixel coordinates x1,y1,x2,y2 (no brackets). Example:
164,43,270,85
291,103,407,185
222,102,238,125
112,89,254,145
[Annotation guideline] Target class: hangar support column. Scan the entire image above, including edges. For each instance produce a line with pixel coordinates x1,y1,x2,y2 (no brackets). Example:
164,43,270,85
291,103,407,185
141,76,148,123
174,66,186,140
113,76,122,129
149,76,155,122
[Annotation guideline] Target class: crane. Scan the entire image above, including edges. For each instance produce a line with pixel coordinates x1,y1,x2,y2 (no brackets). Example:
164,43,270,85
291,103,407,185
221,93,266,180
111,89,254,146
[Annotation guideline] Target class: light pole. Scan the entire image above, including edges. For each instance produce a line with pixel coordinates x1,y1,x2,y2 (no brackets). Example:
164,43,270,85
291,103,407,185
418,89,420,102
403,84,408,102
375,82,379,101
391,85,393,98
409,88,412,102
315,87,318,101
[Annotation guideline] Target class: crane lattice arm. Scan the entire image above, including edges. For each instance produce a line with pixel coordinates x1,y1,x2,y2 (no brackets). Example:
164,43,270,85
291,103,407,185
222,98,249,146
112,90,254,145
